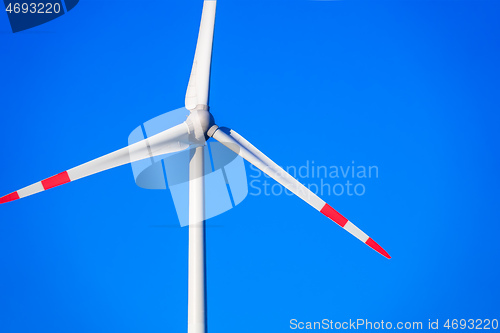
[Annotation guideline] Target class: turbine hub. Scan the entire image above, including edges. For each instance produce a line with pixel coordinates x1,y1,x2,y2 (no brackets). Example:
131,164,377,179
186,106,215,143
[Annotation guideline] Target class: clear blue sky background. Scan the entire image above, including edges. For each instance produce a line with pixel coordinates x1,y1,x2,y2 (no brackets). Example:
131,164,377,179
1,0,499,332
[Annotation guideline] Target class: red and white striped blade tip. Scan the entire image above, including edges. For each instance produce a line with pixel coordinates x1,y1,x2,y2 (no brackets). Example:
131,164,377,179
0,192,20,204
366,238,391,259
0,171,72,205
320,204,391,259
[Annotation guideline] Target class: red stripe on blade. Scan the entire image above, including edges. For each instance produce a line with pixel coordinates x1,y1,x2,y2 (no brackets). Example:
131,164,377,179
320,204,348,227
366,238,391,259
0,192,20,204
41,171,71,190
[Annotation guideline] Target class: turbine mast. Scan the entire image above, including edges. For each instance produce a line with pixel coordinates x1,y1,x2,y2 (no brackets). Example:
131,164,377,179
187,2,216,333
188,146,206,333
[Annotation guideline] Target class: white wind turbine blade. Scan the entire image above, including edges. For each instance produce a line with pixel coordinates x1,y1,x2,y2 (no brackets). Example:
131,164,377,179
211,127,391,259
185,0,217,111
0,123,190,204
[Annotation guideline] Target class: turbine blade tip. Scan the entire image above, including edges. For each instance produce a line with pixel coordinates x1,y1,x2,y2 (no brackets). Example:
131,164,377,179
0,192,20,205
366,238,391,259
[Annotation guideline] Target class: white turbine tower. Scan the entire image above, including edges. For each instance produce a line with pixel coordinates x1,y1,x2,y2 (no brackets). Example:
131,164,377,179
0,1,390,333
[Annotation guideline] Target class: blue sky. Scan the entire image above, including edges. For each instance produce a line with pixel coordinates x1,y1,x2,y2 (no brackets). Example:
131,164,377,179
1,1,499,332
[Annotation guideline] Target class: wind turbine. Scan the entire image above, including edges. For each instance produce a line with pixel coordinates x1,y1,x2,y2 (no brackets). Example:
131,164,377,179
0,1,391,333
